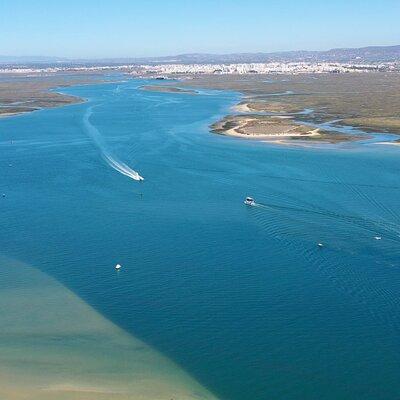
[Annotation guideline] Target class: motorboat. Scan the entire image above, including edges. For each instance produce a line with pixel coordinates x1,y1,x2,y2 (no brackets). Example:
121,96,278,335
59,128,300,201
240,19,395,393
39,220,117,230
115,263,122,270
244,196,255,206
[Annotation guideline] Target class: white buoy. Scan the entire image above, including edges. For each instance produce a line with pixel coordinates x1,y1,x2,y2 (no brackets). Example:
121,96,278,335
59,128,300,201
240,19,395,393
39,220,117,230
115,263,122,270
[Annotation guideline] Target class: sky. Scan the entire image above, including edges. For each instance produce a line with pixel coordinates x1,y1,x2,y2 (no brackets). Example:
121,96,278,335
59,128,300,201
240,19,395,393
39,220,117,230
0,0,399,58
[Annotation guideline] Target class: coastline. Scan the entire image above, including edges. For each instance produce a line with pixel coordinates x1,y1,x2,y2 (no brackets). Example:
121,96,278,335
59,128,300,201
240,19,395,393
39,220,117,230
0,93,86,120
0,74,110,119
3,72,400,147
173,73,400,145
211,107,364,144
211,114,322,141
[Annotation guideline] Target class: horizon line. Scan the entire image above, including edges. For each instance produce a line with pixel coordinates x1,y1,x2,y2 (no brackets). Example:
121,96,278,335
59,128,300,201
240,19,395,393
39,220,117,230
1,43,400,61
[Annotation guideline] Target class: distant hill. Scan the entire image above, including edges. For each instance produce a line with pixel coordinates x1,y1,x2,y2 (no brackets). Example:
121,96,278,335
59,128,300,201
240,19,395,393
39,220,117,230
0,55,69,64
1,45,399,66
140,45,400,64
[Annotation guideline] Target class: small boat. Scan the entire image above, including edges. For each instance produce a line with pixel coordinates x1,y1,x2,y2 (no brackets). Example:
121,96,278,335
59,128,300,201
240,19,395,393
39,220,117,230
244,196,255,206
317,243,324,248
115,263,122,270
374,236,382,240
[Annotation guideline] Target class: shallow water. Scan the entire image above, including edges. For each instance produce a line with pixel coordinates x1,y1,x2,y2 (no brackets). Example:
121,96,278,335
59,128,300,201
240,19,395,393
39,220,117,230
1,79,400,399
0,256,218,399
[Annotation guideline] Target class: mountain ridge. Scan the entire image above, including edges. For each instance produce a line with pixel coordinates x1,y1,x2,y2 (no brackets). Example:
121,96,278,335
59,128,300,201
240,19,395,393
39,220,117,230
1,44,399,65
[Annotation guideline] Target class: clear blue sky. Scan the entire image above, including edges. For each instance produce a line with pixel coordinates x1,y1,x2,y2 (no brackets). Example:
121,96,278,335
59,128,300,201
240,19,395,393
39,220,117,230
1,0,399,58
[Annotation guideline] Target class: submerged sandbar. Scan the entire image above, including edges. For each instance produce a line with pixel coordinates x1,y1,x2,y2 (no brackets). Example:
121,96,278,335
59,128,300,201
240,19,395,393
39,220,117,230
0,256,218,400
140,85,197,94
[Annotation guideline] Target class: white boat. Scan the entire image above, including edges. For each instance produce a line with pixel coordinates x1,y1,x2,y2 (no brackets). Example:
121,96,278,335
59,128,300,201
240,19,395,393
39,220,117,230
317,243,324,248
244,196,255,206
115,263,122,270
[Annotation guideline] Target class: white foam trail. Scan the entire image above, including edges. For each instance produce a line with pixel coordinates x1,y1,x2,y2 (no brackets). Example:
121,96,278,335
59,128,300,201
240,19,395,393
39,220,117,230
83,106,144,181
103,153,144,181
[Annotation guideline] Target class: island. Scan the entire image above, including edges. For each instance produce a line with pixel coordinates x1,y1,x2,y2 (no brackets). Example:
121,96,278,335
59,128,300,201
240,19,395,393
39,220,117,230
176,72,400,144
140,85,197,94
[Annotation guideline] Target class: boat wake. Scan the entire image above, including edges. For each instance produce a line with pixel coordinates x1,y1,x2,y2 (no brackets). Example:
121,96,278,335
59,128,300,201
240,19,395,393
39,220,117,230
253,200,400,241
82,106,144,181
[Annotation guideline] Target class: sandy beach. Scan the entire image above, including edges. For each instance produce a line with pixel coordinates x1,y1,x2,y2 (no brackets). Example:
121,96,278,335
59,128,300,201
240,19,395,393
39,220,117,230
232,103,252,113
233,101,301,114
211,114,322,141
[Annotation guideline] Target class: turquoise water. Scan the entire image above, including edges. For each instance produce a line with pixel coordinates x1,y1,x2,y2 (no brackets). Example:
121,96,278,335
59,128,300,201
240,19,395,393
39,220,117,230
1,79,400,399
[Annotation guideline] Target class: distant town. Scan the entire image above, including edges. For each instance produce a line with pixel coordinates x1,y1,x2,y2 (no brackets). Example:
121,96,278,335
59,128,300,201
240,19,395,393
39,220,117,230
1,61,399,76
129,61,399,75
2,44,400,76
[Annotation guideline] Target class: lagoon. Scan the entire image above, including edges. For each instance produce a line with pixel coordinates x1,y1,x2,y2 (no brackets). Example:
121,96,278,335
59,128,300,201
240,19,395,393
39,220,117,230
1,79,400,399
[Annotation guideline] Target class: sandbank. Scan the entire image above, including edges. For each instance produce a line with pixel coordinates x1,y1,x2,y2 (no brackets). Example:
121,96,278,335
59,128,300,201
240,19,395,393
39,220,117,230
140,85,197,95
0,255,218,400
